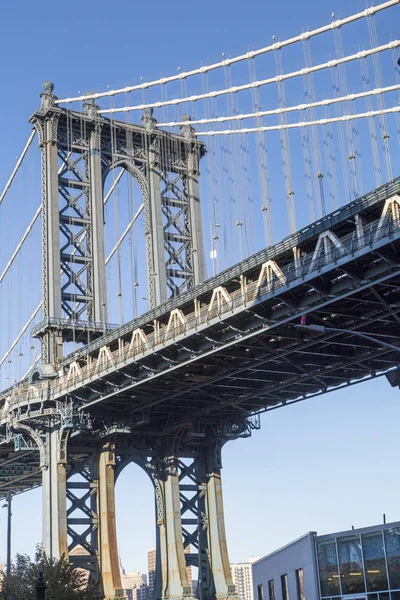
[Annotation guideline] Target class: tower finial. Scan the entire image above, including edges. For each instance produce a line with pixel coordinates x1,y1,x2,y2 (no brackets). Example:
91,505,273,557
39,81,57,111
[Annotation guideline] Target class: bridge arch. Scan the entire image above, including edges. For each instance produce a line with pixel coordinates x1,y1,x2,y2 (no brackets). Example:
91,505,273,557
102,159,149,203
114,456,159,594
102,159,151,322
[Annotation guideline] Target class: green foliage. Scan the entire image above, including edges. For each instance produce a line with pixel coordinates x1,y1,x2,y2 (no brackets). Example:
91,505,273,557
1,546,101,600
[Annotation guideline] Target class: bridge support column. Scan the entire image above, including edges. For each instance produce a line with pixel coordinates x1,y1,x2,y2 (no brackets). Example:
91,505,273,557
156,456,194,600
98,446,124,600
199,444,238,600
42,426,68,559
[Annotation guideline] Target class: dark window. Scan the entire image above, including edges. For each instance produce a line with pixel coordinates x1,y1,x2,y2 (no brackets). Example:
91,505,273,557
296,569,305,600
338,536,365,594
384,528,400,589
362,532,388,592
317,541,340,597
268,579,275,600
258,584,264,600
281,574,289,600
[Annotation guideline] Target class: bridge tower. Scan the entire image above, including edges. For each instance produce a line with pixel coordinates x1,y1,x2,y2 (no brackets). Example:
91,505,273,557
21,83,239,600
30,81,206,366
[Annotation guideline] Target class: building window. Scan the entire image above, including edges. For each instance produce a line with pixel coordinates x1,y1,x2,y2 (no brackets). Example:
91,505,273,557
296,569,305,600
281,574,289,600
385,527,400,589
258,584,264,600
362,532,388,592
268,579,275,600
317,541,340,597
338,536,365,594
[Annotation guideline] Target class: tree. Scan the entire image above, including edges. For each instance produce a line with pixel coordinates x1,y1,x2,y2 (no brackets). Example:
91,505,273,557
1,546,101,600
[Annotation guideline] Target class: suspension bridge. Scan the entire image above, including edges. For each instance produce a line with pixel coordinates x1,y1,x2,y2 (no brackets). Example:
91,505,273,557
1,1,400,599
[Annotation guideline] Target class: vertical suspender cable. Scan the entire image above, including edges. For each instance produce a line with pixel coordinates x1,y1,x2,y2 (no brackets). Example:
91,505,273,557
368,13,392,181
274,42,296,233
322,104,340,210
334,25,362,199
331,29,351,202
360,56,382,187
303,37,326,217
301,38,317,223
249,57,273,246
391,45,400,149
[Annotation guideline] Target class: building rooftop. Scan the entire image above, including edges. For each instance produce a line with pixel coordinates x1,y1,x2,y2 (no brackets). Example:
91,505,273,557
253,519,400,566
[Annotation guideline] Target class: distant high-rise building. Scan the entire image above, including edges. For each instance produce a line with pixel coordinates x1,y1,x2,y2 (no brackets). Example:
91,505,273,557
148,548,156,599
148,545,192,597
231,559,259,600
133,586,151,600
122,572,147,590
121,570,147,600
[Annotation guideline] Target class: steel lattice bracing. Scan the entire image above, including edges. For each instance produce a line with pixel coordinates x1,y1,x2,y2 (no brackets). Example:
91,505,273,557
29,83,206,364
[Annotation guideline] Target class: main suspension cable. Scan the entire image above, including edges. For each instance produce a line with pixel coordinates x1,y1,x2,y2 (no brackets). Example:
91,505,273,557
55,0,400,105
99,42,400,115
195,105,400,136
156,84,400,128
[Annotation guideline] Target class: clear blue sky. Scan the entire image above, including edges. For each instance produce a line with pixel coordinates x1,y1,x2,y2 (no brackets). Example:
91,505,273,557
0,0,399,577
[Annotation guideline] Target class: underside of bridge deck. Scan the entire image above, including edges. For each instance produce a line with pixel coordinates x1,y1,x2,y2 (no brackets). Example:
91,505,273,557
0,445,41,497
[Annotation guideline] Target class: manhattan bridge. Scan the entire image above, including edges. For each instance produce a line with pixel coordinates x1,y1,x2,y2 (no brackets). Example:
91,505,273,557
1,1,400,598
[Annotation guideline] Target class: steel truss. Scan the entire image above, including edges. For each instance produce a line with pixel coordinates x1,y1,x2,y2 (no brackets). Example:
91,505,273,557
67,450,101,574
29,83,205,364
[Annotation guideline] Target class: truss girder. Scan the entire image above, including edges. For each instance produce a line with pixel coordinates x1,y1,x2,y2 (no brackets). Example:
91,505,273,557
5,179,400,433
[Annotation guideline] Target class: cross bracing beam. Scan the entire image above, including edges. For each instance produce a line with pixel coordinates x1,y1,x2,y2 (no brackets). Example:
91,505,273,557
2,179,400,440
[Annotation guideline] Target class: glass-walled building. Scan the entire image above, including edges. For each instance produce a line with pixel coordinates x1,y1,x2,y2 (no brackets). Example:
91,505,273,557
317,523,400,600
252,521,400,600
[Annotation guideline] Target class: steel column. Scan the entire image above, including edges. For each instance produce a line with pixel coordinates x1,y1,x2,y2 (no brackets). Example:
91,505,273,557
31,83,63,363
182,117,205,286
42,426,68,559
87,121,107,324
98,446,124,599
143,110,168,308
201,444,238,600
155,456,194,600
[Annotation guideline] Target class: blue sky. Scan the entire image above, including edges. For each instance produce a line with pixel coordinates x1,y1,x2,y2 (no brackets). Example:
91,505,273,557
0,0,400,577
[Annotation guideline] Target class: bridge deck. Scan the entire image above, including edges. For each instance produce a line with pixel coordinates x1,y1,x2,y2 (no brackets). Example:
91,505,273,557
2,178,400,439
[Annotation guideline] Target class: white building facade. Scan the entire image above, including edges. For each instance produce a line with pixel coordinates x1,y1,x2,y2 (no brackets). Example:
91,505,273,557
231,559,259,600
